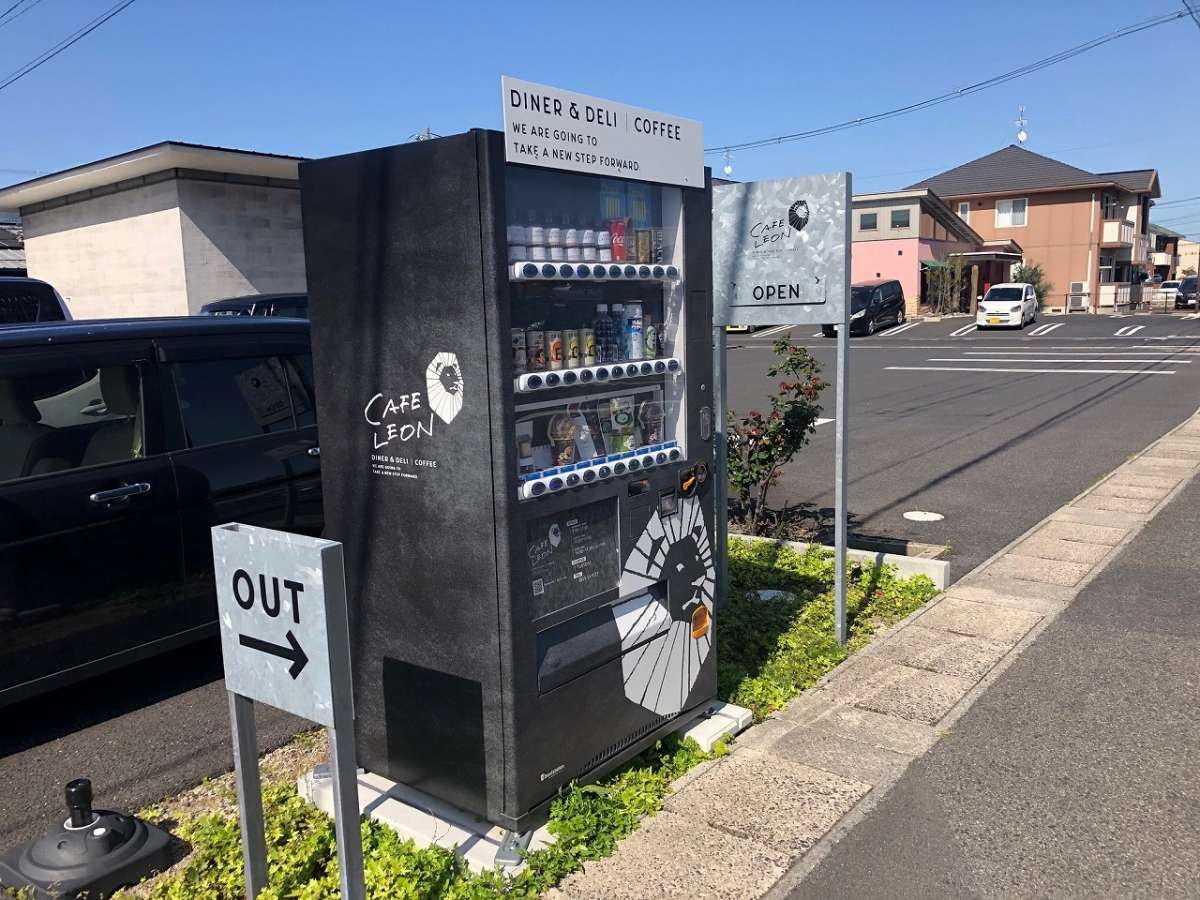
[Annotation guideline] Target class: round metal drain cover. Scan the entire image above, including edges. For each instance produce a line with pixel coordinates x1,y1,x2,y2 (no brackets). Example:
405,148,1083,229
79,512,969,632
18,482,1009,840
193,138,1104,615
903,510,944,522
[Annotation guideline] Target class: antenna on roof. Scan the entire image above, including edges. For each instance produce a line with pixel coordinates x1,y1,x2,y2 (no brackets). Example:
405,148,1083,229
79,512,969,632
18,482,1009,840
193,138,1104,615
1014,105,1028,145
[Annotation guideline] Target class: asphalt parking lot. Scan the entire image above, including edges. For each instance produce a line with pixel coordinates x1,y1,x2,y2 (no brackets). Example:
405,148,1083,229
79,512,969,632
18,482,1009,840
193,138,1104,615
727,312,1200,578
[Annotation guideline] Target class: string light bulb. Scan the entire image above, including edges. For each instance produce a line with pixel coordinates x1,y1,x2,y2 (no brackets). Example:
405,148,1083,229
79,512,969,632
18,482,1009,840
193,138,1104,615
722,150,733,177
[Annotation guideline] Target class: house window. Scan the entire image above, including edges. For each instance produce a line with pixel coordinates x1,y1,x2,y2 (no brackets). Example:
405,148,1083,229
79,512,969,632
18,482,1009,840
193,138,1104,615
957,202,969,222
860,213,877,231
891,209,910,229
995,198,1027,228
1101,193,1119,219
1098,255,1114,284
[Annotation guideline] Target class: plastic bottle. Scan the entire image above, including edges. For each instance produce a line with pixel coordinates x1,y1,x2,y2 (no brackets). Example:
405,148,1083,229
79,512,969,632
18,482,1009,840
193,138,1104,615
624,302,643,361
594,304,610,363
609,304,626,361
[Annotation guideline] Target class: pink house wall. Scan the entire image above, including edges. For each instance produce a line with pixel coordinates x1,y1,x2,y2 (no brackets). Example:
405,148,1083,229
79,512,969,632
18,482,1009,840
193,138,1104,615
851,238,920,308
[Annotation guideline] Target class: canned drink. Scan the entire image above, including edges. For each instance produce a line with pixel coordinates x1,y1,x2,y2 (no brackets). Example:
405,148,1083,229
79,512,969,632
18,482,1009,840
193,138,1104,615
511,328,528,373
607,219,628,261
530,245,548,262
582,245,597,261
581,327,596,366
565,330,582,369
566,246,582,262
643,318,658,359
525,329,546,371
549,245,565,262
598,248,613,262
546,330,564,370
508,244,528,262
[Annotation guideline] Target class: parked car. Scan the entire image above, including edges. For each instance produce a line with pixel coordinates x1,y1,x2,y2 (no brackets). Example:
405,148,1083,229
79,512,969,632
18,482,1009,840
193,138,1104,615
0,276,72,325
1159,280,1181,305
822,279,906,337
200,292,308,318
0,317,320,706
1175,277,1199,309
976,283,1038,329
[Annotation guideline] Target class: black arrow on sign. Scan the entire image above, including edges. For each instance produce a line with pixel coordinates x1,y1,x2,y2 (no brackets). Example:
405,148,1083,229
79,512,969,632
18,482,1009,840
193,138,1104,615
239,630,308,680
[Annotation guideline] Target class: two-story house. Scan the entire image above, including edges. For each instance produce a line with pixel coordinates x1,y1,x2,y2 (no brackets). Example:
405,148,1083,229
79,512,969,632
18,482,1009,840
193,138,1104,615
1148,224,1183,281
909,145,1161,313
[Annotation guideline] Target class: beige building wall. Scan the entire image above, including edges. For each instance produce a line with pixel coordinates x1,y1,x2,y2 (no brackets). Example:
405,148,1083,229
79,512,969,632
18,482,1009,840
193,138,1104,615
1178,240,1200,275
948,189,1098,306
21,178,189,319
852,199,921,241
177,179,306,313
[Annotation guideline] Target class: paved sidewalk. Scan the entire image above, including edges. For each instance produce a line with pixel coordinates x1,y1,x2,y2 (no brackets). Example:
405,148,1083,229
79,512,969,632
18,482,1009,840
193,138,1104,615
554,410,1200,899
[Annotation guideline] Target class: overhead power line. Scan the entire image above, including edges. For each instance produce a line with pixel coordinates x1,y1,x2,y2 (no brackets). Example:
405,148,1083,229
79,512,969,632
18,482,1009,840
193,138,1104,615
705,10,1187,155
1157,194,1200,207
0,0,138,96
0,0,49,32
1182,0,1200,32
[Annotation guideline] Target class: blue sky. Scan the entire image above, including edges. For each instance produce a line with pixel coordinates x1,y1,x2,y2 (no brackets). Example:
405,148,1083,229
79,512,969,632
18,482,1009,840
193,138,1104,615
3,0,1199,235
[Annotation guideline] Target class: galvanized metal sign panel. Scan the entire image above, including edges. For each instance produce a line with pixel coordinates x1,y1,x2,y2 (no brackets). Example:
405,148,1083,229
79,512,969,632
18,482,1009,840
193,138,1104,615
502,75,704,187
213,524,348,728
713,174,852,326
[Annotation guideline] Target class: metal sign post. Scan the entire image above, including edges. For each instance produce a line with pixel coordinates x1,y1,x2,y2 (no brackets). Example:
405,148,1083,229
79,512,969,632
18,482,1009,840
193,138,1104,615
712,173,853,644
212,524,364,900
713,325,729,607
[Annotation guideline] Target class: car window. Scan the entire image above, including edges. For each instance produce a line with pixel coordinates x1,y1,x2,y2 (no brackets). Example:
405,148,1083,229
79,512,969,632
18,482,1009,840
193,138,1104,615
284,353,316,428
271,298,308,319
0,363,144,484
0,282,64,324
173,357,295,448
983,287,1023,302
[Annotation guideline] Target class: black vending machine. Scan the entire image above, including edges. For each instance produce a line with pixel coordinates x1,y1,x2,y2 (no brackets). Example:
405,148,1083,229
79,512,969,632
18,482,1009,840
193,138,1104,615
300,127,716,834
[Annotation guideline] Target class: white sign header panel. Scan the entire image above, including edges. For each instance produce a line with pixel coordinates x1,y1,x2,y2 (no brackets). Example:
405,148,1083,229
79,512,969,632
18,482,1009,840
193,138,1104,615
713,174,852,327
502,76,703,187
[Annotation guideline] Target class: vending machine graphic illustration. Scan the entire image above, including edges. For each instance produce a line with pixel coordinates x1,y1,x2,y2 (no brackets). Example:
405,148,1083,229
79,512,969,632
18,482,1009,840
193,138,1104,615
301,105,714,833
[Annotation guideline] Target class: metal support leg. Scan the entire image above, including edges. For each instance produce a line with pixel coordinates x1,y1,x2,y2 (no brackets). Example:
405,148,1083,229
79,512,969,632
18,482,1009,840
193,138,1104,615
834,321,850,645
713,326,729,610
328,718,365,900
229,693,268,898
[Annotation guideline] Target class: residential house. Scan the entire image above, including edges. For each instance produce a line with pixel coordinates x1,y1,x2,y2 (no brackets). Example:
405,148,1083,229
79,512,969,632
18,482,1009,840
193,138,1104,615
0,142,307,319
1175,239,1199,277
1148,224,1183,280
852,188,1022,316
909,145,1161,313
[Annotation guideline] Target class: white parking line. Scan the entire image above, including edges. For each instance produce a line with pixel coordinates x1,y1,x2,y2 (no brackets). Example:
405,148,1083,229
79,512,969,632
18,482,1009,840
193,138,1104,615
1182,313,1200,320
880,321,922,337
948,324,976,337
886,366,1174,375
1028,323,1064,336
926,358,1188,364
1114,325,1146,336
752,324,795,338
811,331,825,337
814,417,834,426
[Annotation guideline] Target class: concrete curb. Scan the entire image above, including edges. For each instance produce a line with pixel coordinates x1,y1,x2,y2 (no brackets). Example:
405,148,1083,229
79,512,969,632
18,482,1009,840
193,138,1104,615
732,533,950,590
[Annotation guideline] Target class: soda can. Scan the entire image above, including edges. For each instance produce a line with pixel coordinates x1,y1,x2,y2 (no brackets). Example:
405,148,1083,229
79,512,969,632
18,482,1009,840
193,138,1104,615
512,328,527,374
581,327,596,366
607,218,628,262
549,245,565,262
530,245,548,261
525,329,546,371
546,330,564,370
565,330,582,369
598,248,613,262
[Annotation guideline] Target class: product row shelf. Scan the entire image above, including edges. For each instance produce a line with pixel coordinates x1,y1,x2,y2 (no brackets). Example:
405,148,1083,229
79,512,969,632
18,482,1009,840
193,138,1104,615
514,358,680,393
519,442,682,500
510,262,681,282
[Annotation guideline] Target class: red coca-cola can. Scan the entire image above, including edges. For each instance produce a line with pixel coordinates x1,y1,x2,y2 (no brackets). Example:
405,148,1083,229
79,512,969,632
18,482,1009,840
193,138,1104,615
607,218,628,262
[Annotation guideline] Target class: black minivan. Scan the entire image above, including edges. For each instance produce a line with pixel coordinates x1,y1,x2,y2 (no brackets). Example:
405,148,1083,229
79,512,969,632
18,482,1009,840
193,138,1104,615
0,317,321,705
823,278,906,337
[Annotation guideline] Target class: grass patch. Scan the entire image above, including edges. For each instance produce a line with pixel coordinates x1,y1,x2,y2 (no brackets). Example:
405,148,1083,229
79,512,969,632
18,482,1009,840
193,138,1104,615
116,540,937,899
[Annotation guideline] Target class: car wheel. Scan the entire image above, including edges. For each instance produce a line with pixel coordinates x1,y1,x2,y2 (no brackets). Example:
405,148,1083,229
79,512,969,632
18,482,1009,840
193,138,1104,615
867,318,876,336
896,309,905,327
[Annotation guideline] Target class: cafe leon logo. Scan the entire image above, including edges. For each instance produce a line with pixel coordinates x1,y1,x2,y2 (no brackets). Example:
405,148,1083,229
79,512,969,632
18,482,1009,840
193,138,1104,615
364,351,465,450
425,352,465,425
788,199,810,232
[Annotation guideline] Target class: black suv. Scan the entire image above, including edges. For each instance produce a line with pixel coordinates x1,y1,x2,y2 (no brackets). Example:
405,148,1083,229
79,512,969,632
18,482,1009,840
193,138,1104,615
0,317,320,705
199,293,308,318
823,279,907,337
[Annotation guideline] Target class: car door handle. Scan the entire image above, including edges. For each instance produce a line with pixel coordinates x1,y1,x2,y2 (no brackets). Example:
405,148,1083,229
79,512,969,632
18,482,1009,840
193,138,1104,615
89,483,152,504
307,446,320,458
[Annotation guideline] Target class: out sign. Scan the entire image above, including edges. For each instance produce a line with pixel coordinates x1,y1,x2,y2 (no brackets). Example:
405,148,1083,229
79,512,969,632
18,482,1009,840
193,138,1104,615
212,524,351,728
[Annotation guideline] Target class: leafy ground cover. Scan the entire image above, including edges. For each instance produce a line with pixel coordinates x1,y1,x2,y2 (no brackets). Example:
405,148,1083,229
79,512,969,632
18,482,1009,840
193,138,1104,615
100,539,936,899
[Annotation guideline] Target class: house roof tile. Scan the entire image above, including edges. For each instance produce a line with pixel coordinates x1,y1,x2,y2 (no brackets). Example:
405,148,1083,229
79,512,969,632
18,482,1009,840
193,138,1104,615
909,145,1159,198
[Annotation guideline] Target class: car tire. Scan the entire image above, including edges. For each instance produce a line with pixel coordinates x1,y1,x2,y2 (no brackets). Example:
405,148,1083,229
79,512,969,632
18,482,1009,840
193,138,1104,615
867,318,876,336
896,309,905,327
